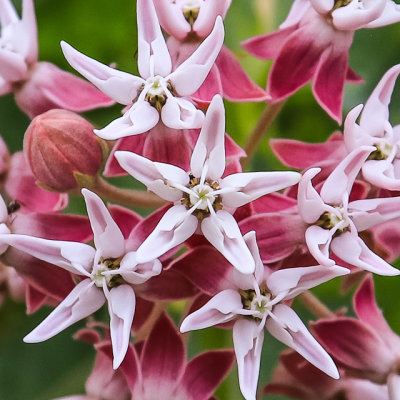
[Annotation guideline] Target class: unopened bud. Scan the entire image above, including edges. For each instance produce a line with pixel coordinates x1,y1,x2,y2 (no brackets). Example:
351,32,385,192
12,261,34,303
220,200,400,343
23,109,106,191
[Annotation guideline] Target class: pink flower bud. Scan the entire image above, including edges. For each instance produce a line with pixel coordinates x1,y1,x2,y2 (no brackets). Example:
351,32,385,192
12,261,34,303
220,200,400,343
24,109,105,191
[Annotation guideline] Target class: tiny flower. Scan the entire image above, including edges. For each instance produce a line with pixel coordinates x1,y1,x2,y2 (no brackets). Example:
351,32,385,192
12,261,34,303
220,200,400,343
180,232,346,400
61,0,225,140
0,189,162,369
298,146,400,275
23,109,106,192
115,95,300,273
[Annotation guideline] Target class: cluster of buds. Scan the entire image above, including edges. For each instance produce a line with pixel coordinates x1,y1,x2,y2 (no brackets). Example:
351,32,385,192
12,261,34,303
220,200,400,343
1,0,400,399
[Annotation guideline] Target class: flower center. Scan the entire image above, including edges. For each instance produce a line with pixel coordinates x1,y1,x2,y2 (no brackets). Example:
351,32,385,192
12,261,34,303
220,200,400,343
240,288,271,320
332,0,353,11
316,207,350,234
144,76,173,112
92,257,124,288
181,0,202,26
368,142,394,161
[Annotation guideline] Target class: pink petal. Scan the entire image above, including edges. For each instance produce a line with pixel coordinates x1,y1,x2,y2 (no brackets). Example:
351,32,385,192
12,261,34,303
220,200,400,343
136,205,198,263
190,95,225,180
221,171,300,208
141,313,185,393
161,96,205,129
137,0,172,79
280,0,310,28
1,234,95,275
331,232,399,275
114,150,188,201
106,284,136,369
24,279,105,342
82,189,125,258
201,210,255,274
61,41,144,104
180,289,242,332
233,319,264,400
266,304,339,379
305,225,335,266
168,16,224,96
267,265,349,300
180,350,234,400
215,45,268,102
320,146,374,205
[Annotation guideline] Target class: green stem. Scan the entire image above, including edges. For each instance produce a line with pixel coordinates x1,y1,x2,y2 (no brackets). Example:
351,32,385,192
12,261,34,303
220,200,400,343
241,100,285,169
298,290,335,319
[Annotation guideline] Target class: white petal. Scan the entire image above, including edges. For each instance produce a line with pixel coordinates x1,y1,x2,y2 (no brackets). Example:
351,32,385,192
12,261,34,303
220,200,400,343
305,225,335,267
161,96,204,130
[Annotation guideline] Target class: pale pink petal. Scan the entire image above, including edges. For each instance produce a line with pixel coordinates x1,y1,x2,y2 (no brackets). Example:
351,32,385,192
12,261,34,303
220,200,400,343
190,95,225,180
193,0,231,37
95,100,160,140
332,0,386,30
388,373,400,400
0,234,95,275
137,0,172,79
216,46,268,102
320,146,374,205
267,265,349,300
136,205,198,263
0,194,7,223
161,96,204,129
346,379,389,400
201,211,255,274
364,0,400,28
297,168,327,223
153,0,190,39
281,0,311,28
82,189,125,258
349,196,400,231
343,104,374,151
21,0,38,63
243,231,264,284
309,0,333,15
221,171,300,208
168,16,224,96
105,284,136,369
266,304,339,379
180,289,242,332
108,204,142,240
24,279,105,342
361,159,400,191
0,48,27,82
305,225,335,266
233,319,264,400
61,41,144,104
114,150,187,201
0,0,18,25
119,252,162,285
190,63,223,104
331,232,399,275
180,350,234,400
361,64,400,136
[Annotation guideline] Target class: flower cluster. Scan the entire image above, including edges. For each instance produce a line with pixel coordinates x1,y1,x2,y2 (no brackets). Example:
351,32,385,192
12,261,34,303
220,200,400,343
1,0,400,399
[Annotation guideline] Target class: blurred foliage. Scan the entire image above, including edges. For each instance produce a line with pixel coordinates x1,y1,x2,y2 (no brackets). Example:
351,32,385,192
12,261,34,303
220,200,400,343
1,0,400,399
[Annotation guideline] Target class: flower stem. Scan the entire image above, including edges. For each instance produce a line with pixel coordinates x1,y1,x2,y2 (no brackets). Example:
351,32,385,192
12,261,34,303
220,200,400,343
87,176,166,208
241,100,285,169
134,301,167,341
298,290,335,319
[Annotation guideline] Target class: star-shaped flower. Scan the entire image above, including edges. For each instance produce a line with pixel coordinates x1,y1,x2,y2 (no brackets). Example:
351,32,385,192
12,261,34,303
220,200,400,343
115,95,301,274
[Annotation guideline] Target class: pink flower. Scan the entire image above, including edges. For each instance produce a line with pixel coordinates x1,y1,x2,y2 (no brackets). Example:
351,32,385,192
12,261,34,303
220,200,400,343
180,232,346,400
243,0,400,123
0,189,162,369
298,146,400,275
0,0,114,118
61,0,224,140
344,64,400,190
115,95,300,273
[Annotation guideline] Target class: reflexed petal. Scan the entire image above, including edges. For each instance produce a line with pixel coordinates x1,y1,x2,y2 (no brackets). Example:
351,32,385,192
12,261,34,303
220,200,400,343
266,304,339,379
190,95,225,180
0,234,95,275
137,0,172,79
305,225,335,266
267,265,349,300
115,151,187,201
136,205,198,263
180,289,242,332
233,319,264,400
201,211,255,274
24,279,105,342
61,41,144,104
105,285,136,369
161,96,204,129
320,146,374,205
168,17,224,96
331,232,400,275
221,171,300,208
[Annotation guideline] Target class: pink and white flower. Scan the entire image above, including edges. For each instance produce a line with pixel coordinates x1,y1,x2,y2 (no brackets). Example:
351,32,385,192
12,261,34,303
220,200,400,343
115,95,300,273
298,146,400,275
243,0,400,123
0,189,161,369
61,0,225,140
180,232,346,400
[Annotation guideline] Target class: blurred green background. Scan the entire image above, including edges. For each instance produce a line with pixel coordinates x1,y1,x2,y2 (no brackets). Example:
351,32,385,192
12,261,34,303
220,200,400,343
0,0,400,399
